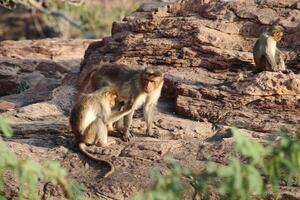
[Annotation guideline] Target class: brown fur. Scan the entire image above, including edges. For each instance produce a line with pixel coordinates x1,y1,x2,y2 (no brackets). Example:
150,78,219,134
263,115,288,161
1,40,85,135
79,63,164,140
253,25,286,72
70,87,133,177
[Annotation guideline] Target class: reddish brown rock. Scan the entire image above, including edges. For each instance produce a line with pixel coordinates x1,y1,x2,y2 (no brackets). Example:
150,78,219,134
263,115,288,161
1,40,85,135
235,71,300,95
79,0,300,136
0,39,93,97
0,100,16,112
0,77,17,96
80,0,300,79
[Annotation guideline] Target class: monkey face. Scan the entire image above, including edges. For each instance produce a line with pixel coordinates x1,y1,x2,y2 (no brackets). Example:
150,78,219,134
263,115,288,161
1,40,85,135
141,68,163,93
105,92,117,107
142,77,161,93
272,30,283,42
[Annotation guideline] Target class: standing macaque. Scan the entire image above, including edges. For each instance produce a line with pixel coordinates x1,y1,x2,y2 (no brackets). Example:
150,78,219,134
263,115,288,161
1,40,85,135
70,86,133,177
79,63,164,141
253,25,286,72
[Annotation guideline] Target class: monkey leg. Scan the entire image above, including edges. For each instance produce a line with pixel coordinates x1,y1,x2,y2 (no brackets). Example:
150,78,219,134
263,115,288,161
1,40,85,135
260,55,274,72
82,118,108,146
107,123,114,132
277,58,286,71
93,118,109,147
114,119,124,133
253,58,266,73
123,111,134,141
81,121,97,145
144,103,159,138
107,137,116,146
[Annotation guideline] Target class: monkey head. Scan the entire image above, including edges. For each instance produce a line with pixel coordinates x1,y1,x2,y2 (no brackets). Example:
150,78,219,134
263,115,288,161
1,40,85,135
270,25,283,42
141,67,163,93
104,88,118,107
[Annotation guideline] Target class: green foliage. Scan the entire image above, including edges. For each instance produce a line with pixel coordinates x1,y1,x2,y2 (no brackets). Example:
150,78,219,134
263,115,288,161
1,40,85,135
0,117,85,199
0,118,12,137
135,128,300,200
44,0,154,38
134,162,191,200
15,80,30,94
265,132,300,188
0,0,157,39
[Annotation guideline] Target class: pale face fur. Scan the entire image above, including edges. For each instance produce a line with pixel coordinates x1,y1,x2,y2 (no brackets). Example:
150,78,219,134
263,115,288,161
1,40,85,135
141,69,163,94
105,91,117,108
272,30,283,42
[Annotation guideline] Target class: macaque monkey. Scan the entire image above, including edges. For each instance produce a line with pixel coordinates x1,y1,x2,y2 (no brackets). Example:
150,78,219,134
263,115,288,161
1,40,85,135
79,63,164,141
253,25,286,72
70,86,133,177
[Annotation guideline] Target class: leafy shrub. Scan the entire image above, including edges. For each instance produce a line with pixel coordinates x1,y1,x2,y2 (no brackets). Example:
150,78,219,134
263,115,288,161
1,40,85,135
0,117,85,200
134,163,191,200
15,80,30,94
134,128,300,200
0,0,158,39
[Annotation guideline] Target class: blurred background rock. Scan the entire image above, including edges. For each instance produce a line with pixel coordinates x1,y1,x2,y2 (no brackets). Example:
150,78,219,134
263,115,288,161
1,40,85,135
0,0,161,40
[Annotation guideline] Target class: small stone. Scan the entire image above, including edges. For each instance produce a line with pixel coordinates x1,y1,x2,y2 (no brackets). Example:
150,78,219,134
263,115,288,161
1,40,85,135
84,163,89,169
57,146,68,154
102,149,110,155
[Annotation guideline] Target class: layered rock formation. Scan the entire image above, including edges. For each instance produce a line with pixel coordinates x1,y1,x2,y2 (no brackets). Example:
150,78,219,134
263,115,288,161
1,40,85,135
0,39,92,110
80,0,300,134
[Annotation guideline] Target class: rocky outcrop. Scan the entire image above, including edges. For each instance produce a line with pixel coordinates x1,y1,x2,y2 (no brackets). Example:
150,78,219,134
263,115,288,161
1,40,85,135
76,0,300,198
80,0,300,134
0,39,92,110
0,37,216,199
80,0,300,75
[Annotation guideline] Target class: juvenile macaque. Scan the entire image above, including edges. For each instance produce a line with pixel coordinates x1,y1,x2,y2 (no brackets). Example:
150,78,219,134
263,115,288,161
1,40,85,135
79,63,164,141
253,25,286,72
70,86,133,177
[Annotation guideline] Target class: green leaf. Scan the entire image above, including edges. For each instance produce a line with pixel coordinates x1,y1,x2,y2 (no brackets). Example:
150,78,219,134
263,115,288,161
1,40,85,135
0,118,12,137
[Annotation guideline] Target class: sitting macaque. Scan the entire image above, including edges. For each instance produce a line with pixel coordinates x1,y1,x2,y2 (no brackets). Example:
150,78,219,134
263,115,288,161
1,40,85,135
79,63,164,141
253,25,286,72
70,86,133,177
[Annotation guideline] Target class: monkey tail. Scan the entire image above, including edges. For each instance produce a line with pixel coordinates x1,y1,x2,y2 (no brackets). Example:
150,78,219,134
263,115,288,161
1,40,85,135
78,142,114,178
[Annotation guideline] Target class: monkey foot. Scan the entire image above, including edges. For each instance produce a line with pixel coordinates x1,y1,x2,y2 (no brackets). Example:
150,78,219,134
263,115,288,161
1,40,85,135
107,138,116,145
122,132,133,142
148,130,160,138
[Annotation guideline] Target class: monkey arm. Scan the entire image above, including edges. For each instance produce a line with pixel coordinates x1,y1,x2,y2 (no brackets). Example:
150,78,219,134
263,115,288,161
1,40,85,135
275,48,285,62
106,108,134,125
275,48,283,55
275,48,286,71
